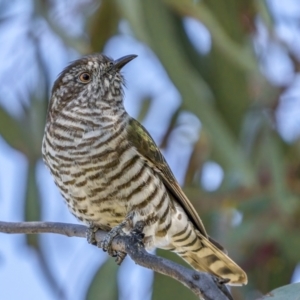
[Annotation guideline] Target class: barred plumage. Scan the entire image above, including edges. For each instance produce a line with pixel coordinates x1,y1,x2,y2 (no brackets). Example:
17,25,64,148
42,53,247,285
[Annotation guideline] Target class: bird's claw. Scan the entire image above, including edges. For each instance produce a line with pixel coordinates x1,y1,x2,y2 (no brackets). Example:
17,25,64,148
98,225,126,255
114,251,127,265
97,218,131,265
86,225,99,246
130,221,145,244
86,217,145,266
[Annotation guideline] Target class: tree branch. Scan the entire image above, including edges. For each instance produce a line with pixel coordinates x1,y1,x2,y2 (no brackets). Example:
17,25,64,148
0,221,233,300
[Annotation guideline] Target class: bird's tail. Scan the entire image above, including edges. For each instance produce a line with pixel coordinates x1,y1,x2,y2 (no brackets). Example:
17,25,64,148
172,227,247,285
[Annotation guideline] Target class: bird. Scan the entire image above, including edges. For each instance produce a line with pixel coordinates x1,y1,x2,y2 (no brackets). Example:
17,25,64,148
42,53,247,285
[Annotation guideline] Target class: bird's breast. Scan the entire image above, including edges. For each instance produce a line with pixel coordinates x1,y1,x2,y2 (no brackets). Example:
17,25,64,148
42,115,180,251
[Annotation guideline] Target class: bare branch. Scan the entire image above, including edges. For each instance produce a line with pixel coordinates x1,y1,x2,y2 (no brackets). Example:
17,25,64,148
0,221,233,300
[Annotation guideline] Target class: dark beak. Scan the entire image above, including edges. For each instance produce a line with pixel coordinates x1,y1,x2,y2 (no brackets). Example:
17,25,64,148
114,54,137,70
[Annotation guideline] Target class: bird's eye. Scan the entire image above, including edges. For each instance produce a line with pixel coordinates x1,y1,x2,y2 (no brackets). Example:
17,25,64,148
79,72,91,83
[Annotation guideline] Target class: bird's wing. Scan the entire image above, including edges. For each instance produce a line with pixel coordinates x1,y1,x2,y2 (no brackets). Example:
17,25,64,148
127,118,208,237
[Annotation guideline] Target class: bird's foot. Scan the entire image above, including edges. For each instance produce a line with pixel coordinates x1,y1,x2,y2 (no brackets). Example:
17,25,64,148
86,217,145,266
86,223,111,246
86,223,127,264
130,221,145,245
99,220,130,253
99,214,135,265
110,220,145,264
86,224,98,246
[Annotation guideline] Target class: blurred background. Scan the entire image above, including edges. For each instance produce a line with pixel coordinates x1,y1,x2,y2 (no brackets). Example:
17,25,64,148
0,0,300,299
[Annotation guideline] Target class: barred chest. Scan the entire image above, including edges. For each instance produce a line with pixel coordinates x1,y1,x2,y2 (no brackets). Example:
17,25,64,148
42,114,164,232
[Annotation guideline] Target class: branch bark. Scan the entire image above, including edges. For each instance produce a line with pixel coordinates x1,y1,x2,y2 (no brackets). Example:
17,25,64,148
0,221,233,300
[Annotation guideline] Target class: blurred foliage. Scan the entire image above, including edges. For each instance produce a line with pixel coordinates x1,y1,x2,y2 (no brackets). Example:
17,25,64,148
86,258,119,300
153,249,198,300
260,283,300,300
0,0,300,299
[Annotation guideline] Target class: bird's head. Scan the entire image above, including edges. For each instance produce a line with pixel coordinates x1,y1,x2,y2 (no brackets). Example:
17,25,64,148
48,53,137,120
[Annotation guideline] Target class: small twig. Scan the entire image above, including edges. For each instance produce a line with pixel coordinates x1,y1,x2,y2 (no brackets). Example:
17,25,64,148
0,221,232,300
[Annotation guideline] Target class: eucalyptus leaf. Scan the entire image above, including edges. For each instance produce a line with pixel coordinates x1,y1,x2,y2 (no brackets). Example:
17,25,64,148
86,258,119,300
89,0,120,52
25,161,41,247
259,283,300,300
0,106,29,154
136,97,152,123
124,0,256,187
152,249,199,300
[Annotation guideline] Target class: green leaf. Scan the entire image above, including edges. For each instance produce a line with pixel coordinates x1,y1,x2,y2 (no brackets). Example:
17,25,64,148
259,283,300,300
152,249,198,300
89,0,120,52
26,95,48,159
25,160,41,247
164,0,258,72
118,0,256,187
136,97,152,123
116,0,151,45
86,258,119,300
0,106,29,154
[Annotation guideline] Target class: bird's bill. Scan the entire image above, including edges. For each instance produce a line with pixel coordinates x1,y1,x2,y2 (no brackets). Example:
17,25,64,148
114,54,137,70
